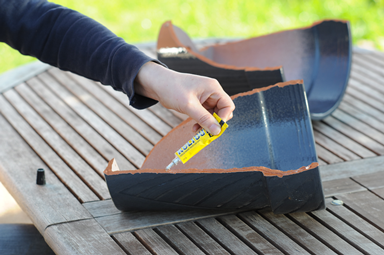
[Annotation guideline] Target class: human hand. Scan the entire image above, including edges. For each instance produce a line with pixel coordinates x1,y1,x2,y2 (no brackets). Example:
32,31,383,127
134,62,235,135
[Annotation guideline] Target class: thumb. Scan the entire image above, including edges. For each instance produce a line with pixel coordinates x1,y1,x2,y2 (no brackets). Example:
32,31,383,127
185,103,221,135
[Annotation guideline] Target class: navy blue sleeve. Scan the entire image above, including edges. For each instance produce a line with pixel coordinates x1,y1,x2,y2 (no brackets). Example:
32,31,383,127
0,0,161,108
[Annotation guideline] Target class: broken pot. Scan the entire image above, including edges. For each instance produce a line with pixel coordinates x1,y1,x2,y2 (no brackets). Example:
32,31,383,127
104,80,325,214
157,20,352,120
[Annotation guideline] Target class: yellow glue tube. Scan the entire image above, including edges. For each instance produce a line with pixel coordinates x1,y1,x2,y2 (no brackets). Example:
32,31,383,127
165,113,228,170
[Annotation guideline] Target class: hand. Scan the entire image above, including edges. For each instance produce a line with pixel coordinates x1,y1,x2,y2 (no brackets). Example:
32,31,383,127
134,62,235,135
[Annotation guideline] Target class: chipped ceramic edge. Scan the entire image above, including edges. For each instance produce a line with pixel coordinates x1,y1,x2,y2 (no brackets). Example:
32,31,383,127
104,158,319,178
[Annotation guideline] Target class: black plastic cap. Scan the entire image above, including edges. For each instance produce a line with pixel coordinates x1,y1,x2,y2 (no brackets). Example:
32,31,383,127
36,168,46,185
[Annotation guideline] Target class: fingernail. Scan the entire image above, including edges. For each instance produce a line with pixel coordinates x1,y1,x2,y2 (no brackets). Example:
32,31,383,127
209,123,221,136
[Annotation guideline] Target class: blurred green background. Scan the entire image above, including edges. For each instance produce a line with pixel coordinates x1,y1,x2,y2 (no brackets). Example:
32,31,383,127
1,0,384,74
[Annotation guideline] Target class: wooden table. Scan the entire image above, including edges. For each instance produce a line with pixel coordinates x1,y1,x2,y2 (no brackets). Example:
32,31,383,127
1,40,384,254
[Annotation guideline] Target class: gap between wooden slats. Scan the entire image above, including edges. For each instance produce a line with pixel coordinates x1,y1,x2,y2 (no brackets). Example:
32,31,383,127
3,88,110,200
0,114,92,232
310,208,384,254
347,79,384,112
66,72,165,145
330,109,384,147
313,121,376,159
36,71,145,168
99,82,173,137
0,94,98,203
26,74,135,171
338,100,384,134
48,68,154,157
15,83,108,178
325,197,384,250
314,130,361,161
321,115,384,155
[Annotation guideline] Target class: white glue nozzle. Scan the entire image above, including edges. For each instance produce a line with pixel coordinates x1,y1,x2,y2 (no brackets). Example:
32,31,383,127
166,157,181,171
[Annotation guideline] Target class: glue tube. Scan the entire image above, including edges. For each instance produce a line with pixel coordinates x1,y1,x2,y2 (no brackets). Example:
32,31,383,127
165,113,228,170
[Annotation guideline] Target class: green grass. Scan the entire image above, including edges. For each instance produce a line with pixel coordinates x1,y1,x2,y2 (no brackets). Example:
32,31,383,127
1,0,384,74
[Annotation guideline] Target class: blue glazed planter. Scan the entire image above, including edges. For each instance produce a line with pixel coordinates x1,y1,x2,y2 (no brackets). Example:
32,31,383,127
157,20,352,120
104,80,325,214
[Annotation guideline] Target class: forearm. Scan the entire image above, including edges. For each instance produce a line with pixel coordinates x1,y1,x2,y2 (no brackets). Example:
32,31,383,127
0,0,160,108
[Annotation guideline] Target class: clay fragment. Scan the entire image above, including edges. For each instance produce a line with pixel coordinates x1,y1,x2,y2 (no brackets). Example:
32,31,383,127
104,80,325,214
157,20,352,120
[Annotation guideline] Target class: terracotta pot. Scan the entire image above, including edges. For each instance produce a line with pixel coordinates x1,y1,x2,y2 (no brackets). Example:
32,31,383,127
157,20,352,120
104,80,325,214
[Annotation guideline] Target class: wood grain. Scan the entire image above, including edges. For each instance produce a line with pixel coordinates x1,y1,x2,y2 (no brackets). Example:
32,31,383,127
319,156,384,182
134,228,178,255
0,114,91,233
238,211,310,254
113,231,152,255
45,219,125,255
68,72,163,145
0,95,98,203
288,212,362,254
27,75,135,171
177,221,231,255
4,88,110,200
49,68,154,156
36,71,145,168
156,224,206,255
196,217,258,255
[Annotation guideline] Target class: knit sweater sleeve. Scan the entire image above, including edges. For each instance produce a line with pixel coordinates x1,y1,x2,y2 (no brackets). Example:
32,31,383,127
0,0,161,108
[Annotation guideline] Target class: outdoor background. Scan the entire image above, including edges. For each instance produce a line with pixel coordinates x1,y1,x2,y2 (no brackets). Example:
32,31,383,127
1,0,384,74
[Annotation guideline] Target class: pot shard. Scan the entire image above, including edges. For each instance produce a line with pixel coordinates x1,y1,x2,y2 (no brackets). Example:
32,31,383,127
104,80,325,214
157,20,352,120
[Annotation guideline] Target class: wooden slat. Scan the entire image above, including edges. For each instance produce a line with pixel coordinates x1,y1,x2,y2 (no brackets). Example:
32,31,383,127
94,208,241,234
319,156,384,182
49,68,154,156
134,228,179,255
261,211,336,254
371,187,384,199
82,199,121,218
338,101,384,133
351,56,384,93
67,72,163,145
352,171,384,190
218,214,284,255
318,158,327,166
3,88,110,200
314,130,361,161
148,103,183,128
113,231,152,255
331,110,384,146
100,84,172,136
15,83,108,177
36,71,144,168
347,79,384,111
196,217,258,255
342,94,384,122
45,219,125,255
313,121,375,158
177,221,231,255
0,61,49,93
155,224,206,255
321,116,384,155
27,75,135,171
325,198,384,249
310,209,384,253
0,114,91,233
316,143,344,164
288,212,362,254
322,178,366,197
238,212,310,254
0,95,98,203
336,190,384,232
